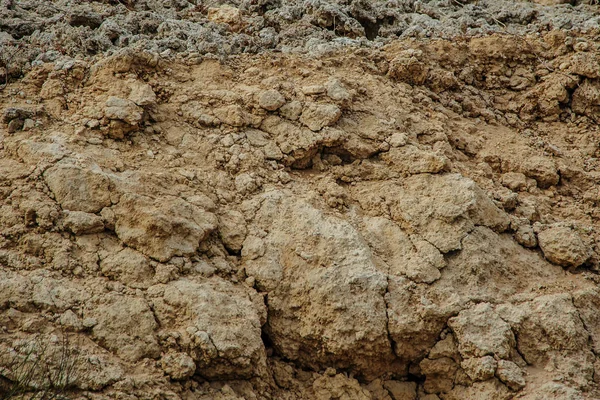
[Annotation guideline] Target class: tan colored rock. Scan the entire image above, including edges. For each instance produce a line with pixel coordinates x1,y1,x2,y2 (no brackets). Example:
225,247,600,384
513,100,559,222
161,352,196,380
388,50,429,85
86,293,160,362
114,194,217,262
150,277,267,379
501,172,528,192
520,156,559,188
207,5,244,31
571,79,600,117
514,224,537,248
449,303,515,359
441,379,512,400
258,89,286,111
495,360,525,390
312,373,371,400
105,96,143,125
428,335,459,361
420,357,458,394
248,192,394,377
361,216,444,283
62,210,104,235
299,102,342,131
44,164,112,213
383,381,417,400
128,81,157,106
461,356,497,382
326,79,351,101
218,209,248,252
360,174,509,253
279,100,303,120
100,247,154,288
537,226,589,267
380,145,449,174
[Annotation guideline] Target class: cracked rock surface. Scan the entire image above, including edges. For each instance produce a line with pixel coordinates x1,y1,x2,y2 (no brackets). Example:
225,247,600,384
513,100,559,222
1,1,600,399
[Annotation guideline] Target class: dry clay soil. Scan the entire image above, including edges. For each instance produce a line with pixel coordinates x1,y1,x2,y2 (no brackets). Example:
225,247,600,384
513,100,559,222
2,1,600,400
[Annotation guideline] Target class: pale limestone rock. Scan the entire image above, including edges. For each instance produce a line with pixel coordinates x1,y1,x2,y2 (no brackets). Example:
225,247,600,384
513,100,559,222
441,379,512,400
356,174,509,253
63,210,104,235
449,303,515,359
114,194,217,262
383,381,417,400
44,164,112,213
512,294,592,373
312,373,371,400
537,226,589,267
496,360,525,390
218,209,247,252
100,247,154,288
501,172,528,192
326,79,351,101
86,293,160,362
428,335,459,361
520,156,559,188
361,216,444,284
149,277,267,379
573,288,600,354
128,81,157,106
514,224,537,248
380,145,449,174
161,352,196,380
104,96,143,125
279,100,303,120
258,89,286,111
207,5,244,31
461,356,497,381
300,102,342,131
386,275,459,364
246,192,394,377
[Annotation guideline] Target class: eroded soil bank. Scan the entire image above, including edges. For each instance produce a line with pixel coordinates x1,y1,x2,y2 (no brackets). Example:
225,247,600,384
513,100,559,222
1,1,600,400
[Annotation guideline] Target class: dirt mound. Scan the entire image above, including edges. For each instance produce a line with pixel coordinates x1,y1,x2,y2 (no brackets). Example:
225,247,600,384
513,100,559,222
2,1,600,400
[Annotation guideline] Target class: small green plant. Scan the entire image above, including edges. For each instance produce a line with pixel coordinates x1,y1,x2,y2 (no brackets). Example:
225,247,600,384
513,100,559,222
0,332,81,400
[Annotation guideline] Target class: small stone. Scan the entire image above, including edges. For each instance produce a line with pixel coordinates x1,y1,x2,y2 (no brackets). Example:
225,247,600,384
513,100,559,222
326,79,351,101
63,211,105,235
22,118,35,131
501,172,528,192
128,81,157,106
389,132,408,147
207,5,244,31
161,352,196,380
461,356,497,381
515,225,537,248
82,317,98,328
7,118,24,133
496,360,525,390
538,226,589,268
383,380,417,400
279,100,303,120
521,156,559,188
300,102,341,131
105,96,143,125
259,89,286,111
302,85,326,95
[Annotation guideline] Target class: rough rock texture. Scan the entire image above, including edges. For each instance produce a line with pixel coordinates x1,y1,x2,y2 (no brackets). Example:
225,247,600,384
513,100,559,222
2,2,600,399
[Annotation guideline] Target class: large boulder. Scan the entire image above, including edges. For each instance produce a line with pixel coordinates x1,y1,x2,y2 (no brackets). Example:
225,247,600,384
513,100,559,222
149,277,267,379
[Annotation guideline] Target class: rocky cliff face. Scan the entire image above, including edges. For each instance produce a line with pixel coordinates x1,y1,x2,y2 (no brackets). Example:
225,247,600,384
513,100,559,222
1,1,600,399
